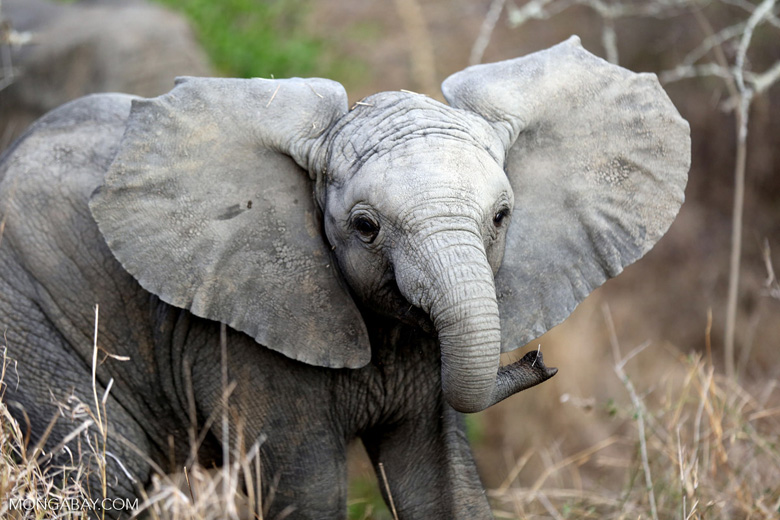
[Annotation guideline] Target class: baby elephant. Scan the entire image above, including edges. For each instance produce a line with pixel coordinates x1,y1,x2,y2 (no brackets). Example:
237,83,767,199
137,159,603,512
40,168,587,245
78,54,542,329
0,37,689,518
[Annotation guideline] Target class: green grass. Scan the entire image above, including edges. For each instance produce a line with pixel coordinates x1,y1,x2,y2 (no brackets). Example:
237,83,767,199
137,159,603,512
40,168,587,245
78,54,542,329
152,0,324,78
53,0,369,86
348,476,393,520
50,0,330,79
150,0,368,89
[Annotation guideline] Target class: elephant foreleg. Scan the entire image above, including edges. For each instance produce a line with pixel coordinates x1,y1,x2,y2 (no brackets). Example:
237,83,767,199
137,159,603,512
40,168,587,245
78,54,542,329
361,404,493,519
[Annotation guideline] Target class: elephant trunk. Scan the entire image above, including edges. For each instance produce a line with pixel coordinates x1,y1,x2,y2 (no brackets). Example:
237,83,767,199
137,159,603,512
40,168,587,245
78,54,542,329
432,269,502,413
396,228,557,414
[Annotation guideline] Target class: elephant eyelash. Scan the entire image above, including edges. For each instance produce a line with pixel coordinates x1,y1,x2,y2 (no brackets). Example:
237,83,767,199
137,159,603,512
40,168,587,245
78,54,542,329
492,208,510,227
352,214,380,243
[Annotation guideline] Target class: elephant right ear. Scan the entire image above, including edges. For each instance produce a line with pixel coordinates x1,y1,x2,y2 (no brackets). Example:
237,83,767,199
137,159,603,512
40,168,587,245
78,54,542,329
442,37,690,350
90,77,371,369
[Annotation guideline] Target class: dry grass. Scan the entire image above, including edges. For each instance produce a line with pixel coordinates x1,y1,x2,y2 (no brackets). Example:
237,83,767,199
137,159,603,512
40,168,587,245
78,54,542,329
1,345,96,519
488,314,780,519
0,313,270,520
3,314,779,519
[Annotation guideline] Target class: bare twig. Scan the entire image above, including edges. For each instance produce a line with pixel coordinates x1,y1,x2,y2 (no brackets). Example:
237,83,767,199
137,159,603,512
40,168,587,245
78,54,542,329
470,0,508,65
680,21,747,68
724,0,777,379
602,15,619,64
603,305,659,520
504,0,700,68
753,59,780,95
722,0,780,28
660,62,736,85
762,239,780,300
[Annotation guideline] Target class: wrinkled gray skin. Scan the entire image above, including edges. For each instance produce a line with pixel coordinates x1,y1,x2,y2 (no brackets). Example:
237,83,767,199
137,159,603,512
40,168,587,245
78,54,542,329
0,38,689,519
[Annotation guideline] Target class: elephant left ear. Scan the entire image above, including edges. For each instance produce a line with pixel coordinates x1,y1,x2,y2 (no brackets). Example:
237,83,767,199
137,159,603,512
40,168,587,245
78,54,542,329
90,77,371,369
442,36,690,350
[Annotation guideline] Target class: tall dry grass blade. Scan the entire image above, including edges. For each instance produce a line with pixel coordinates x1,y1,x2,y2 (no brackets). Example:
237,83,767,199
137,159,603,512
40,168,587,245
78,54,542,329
530,435,619,494
537,491,565,520
28,411,59,462
378,462,399,520
256,450,263,520
92,305,103,434
183,465,195,504
219,322,239,520
497,447,534,493
677,426,687,519
182,356,199,467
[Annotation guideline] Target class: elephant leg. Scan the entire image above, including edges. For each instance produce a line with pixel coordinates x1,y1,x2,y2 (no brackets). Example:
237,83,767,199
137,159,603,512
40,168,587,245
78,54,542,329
190,329,350,520
361,404,493,519
256,435,348,520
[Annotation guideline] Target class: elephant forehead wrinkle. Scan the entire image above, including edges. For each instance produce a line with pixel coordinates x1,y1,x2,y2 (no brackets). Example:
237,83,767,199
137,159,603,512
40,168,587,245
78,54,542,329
349,122,480,172
397,196,486,229
326,92,502,176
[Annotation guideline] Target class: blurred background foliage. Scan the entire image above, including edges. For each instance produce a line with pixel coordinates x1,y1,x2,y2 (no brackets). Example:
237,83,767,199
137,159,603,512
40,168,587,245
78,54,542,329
152,0,367,84
154,0,324,78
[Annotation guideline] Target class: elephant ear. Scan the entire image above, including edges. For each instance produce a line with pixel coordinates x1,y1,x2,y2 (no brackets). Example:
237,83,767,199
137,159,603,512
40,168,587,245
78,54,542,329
442,36,690,350
90,77,371,368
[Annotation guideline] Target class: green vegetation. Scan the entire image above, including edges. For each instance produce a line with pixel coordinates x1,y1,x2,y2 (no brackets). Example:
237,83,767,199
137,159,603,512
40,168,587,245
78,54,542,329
464,411,485,444
348,476,392,520
151,0,340,79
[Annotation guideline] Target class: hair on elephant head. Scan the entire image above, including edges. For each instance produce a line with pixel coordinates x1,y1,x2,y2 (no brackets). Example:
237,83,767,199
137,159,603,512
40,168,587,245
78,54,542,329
90,36,690,414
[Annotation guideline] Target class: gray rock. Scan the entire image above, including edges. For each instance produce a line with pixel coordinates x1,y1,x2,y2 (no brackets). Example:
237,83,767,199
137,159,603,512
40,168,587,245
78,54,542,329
0,0,213,150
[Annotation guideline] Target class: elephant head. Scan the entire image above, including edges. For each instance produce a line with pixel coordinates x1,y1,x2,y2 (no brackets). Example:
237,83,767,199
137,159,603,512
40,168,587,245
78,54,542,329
90,37,690,413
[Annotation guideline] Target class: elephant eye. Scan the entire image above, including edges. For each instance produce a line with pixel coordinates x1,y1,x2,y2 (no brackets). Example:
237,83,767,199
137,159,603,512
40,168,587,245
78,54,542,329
353,215,380,243
493,208,509,227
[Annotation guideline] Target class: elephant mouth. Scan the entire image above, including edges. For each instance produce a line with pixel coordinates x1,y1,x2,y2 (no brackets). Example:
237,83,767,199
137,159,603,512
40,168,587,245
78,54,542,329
399,301,435,333
359,278,436,333
391,288,435,334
